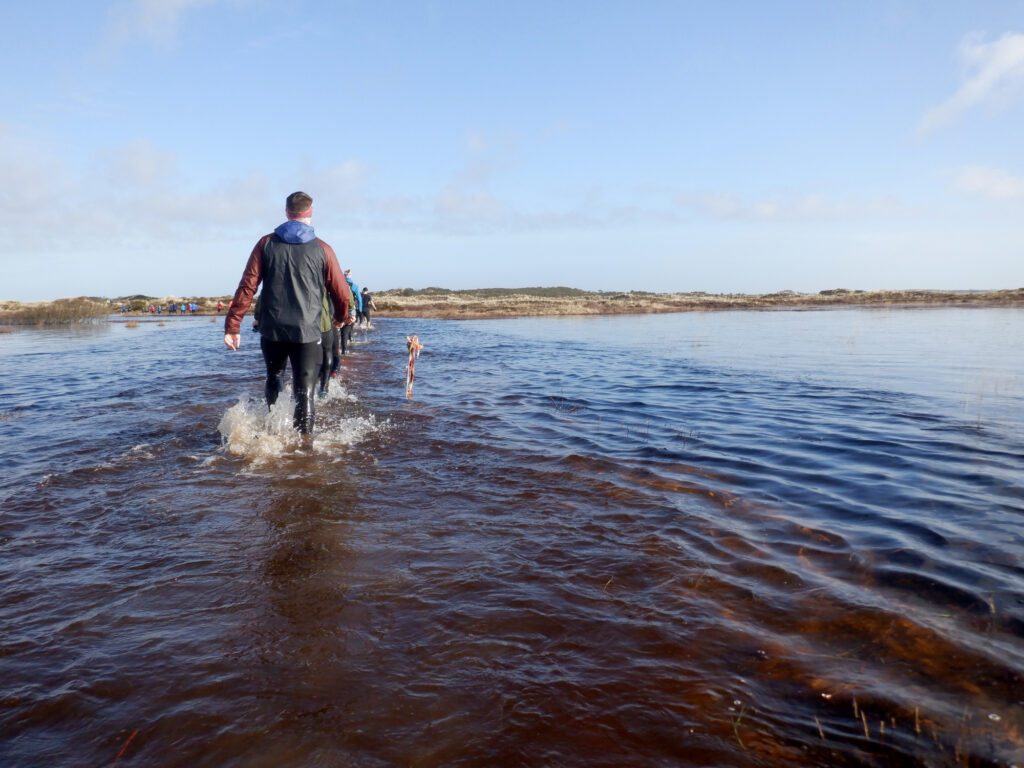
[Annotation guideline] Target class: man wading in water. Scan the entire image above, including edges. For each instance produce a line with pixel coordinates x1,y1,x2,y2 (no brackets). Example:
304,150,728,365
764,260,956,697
223,191,351,434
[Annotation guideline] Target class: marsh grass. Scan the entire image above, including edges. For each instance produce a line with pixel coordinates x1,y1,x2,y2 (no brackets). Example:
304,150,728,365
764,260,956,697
1,294,235,320
0,298,110,325
375,287,1024,319
5,287,1023,324
804,687,1019,766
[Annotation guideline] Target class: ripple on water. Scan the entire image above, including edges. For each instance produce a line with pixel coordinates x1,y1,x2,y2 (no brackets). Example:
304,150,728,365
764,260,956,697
2,311,1024,766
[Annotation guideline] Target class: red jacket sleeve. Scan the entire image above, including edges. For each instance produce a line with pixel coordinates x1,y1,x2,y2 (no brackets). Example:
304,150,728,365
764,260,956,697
224,235,268,334
321,240,349,324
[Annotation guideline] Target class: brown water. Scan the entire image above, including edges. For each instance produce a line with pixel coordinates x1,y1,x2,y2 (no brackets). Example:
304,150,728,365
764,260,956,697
1,309,1023,767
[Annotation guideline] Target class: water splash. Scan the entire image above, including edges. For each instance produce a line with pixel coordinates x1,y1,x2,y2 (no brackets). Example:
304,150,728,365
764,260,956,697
218,382,385,462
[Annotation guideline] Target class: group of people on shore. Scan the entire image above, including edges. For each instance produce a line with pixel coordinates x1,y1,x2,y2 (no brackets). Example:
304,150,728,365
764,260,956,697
223,191,377,435
122,302,201,314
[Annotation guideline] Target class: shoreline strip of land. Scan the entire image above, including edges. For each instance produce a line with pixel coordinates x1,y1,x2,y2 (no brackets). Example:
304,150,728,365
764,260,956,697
2,287,1023,324
370,287,1024,319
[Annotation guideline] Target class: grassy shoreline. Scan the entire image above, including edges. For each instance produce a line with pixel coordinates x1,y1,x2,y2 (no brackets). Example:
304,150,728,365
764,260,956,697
2,287,1023,324
372,287,1024,318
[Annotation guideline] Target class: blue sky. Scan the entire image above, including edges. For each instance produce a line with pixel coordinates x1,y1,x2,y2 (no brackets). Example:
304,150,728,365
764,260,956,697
2,0,1023,301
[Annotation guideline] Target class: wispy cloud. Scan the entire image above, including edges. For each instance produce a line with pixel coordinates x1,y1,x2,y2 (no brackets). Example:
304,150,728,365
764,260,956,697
918,31,1024,135
0,126,268,252
0,123,68,209
951,165,1024,200
421,132,521,232
0,115,910,261
97,138,177,188
302,160,420,223
454,131,518,188
675,192,902,222
105,0,237,48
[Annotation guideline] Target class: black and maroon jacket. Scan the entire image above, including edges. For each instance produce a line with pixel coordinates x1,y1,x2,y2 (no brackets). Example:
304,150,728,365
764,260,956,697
225,221,349,341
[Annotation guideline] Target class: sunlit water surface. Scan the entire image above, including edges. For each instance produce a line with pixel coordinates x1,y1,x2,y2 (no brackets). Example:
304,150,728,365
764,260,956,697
1,308,1023,767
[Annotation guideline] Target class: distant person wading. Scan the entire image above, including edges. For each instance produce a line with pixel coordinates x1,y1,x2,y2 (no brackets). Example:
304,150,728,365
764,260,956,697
223,191,351,434
360,286,376,325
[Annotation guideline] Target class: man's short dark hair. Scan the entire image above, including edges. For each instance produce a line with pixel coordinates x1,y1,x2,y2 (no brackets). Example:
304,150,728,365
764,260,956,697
286,191,313,214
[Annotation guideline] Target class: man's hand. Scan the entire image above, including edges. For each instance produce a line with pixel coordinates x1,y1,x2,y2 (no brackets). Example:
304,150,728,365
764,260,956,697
224,333,240,350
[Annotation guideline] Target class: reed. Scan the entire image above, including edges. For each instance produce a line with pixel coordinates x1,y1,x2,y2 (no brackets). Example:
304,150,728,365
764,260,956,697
732,704,747,749
0,298,110,325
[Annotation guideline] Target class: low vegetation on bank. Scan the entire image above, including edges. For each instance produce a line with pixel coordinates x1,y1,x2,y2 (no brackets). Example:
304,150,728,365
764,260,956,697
0,295,228,325
0,298,111,326
2,287,1022,325
371,286,1024,319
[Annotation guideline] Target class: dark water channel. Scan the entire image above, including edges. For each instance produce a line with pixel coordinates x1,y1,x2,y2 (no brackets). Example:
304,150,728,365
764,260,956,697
1,308,1022,767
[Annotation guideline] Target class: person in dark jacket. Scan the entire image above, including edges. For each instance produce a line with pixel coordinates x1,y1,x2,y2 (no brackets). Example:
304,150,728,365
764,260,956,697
224,191,350,434
360,287,376,326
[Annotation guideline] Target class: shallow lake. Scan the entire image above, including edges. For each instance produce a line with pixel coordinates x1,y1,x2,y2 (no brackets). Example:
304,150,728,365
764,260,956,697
1,307,1022,767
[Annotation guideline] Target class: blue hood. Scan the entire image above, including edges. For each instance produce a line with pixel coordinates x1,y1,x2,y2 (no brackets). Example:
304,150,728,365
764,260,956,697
274,220,316,244
346,278,363,311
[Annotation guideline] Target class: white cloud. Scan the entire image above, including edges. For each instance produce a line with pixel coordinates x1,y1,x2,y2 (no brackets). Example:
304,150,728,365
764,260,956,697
676,192,902,222
300,160,420,225
455,131,517,187
918,32,1024,134
105,0,238,48
951,165,1024,200
434,187,509,222
0,126,269,255
0,117,911,285
0,123,69,209
99,138,177,188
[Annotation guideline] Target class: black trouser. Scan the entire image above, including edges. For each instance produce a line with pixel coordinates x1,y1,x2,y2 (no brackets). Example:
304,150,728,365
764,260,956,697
331,328,341,371
260,336,322,433
340,323,353,354
318,328,340,392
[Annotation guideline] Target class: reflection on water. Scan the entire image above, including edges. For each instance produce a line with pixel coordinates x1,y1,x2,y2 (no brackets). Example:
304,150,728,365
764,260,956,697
1,309,1023,767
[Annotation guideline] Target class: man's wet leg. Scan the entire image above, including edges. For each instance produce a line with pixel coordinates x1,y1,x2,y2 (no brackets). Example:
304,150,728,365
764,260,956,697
261,337,289,407
290,340,323,434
